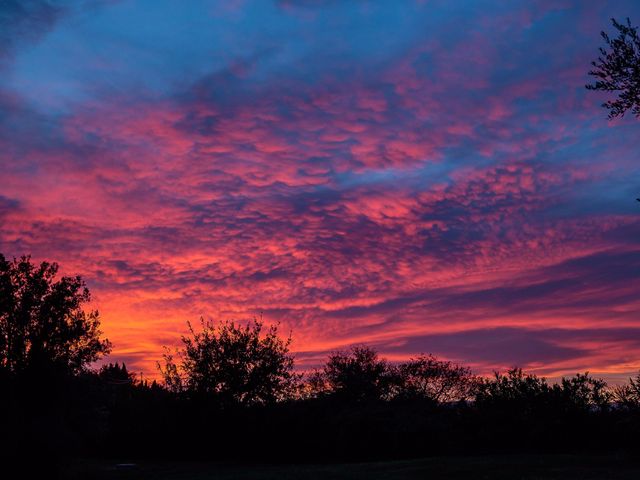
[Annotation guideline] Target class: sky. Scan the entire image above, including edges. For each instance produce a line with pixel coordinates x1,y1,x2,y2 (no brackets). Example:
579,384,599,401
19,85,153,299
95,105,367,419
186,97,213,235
1,0,639,380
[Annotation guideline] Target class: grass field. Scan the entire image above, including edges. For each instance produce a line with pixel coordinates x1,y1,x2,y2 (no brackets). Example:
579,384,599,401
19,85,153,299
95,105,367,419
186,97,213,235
64,454,640,479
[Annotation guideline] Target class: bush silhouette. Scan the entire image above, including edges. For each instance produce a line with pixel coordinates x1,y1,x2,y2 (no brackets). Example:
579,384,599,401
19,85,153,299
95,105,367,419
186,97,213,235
320,345,394,401
614,372,640,409
395,354,476,403
553,372,611,412
158,317,298,405
99,362,135,385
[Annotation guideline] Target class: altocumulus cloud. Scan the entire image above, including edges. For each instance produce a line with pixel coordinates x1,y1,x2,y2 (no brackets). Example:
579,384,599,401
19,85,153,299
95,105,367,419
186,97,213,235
0,0,639,378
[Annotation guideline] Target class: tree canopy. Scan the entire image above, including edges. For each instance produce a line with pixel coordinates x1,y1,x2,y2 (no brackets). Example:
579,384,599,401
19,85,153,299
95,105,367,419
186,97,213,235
0,254,111,377
395,354,476,403
159,317,298,405
587,17,640,118
321,346,394,401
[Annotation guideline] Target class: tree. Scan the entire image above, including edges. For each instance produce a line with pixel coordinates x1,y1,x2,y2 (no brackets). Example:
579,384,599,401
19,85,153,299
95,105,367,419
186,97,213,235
475,368,551,409
552,372,611,412
476,368,611,416
99,362,135,385
0,254,111,377
396,354,476,403
613,372,640,409
301,368,331,399
321,346,393,401
158,318,298,405
587,18,640,118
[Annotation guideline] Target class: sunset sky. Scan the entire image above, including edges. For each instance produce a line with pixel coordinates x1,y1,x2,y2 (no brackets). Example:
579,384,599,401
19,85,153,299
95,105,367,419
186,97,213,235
1,0,639,380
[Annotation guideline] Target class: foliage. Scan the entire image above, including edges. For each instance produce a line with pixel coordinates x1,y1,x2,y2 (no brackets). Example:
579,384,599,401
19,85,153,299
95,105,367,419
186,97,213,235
553,372,611,412
587,18,640,118
302,368,331,398
395,354,476,403
475,368,611,413
475,368,551,409
99,362,135,385
158,317,298,405
613,372,640,409
0,254,111,377
321,346,394,401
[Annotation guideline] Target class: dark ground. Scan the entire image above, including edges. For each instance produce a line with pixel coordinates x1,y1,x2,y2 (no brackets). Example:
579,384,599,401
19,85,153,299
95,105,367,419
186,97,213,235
62,454,640,480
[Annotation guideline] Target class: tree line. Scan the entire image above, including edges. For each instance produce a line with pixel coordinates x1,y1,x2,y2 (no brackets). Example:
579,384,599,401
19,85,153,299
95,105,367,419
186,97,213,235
157,317,640,411
3,253,640,476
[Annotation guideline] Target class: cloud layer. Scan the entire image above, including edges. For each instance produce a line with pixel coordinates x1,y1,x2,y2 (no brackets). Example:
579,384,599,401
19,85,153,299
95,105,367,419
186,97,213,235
1,0,639,379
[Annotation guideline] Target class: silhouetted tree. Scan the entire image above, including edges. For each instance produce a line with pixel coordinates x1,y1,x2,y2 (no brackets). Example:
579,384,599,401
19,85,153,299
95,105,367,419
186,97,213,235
321,346,393,401
475,368,551,409
0,254,111,378
613,372,640,409
475,369,611,424
552,372,611,412
99,362,135,385
396,354,476,403
302,368,331,399
587,18,640,118
158,318,298,405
